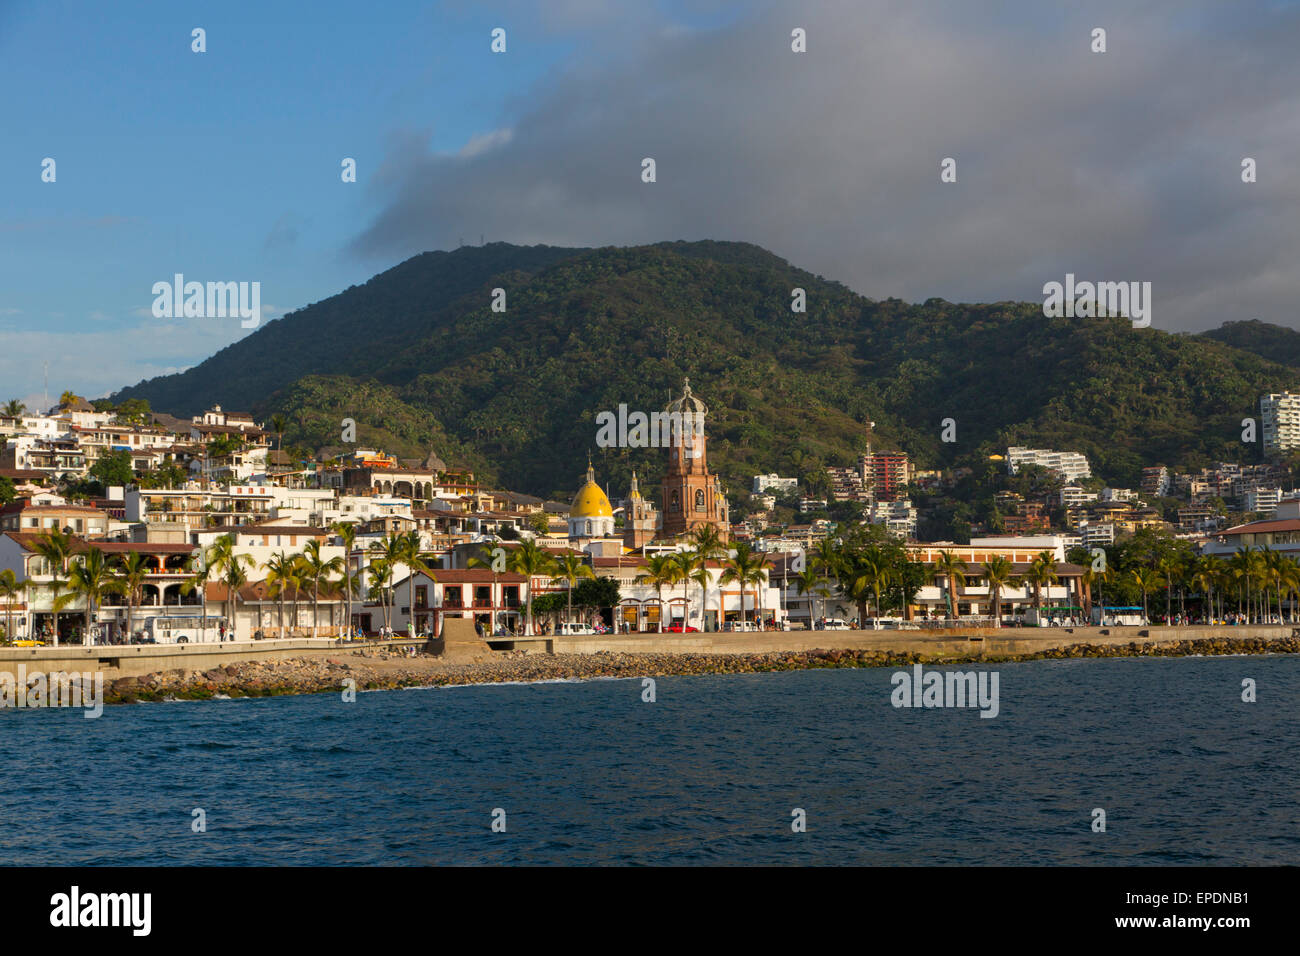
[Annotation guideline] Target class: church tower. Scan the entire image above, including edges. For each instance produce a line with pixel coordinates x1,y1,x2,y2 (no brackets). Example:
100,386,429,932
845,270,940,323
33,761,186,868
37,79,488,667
660,379,729,542
623,471,658,550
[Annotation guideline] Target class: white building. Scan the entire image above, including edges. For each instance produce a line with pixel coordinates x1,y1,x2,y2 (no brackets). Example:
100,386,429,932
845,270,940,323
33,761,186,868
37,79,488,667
1060,485,1097,507
1006,446,1092,482
1078,522,1116,547
1244,487,1283,514
870,499,918,539
1261,392,1300,452
1099,487,1139,502
752,474,798,495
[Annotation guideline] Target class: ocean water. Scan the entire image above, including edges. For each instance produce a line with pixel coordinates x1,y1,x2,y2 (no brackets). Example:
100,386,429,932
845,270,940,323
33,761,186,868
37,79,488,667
1,655,1296,865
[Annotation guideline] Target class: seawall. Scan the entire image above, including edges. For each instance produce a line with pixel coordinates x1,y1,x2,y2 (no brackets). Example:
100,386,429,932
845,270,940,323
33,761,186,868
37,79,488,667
548,625,1297,657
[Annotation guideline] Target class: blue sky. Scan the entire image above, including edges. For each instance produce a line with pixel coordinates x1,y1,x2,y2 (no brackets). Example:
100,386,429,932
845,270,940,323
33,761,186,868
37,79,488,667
0,0,737,405
3,0,1298,409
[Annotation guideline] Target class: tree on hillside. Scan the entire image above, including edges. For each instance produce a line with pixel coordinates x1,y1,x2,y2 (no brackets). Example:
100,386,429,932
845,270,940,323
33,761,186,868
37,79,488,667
89,449,135,490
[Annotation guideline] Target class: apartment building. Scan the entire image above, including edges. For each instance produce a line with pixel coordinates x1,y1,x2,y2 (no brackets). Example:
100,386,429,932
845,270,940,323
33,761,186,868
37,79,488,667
1006,446,1091,482
1261,392,1300,452
1141,465,1170,498
752,474,798,495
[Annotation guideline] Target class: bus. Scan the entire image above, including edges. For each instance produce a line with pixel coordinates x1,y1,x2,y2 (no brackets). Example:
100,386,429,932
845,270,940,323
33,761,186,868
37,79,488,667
1090,606,1146,627
140,614,228,644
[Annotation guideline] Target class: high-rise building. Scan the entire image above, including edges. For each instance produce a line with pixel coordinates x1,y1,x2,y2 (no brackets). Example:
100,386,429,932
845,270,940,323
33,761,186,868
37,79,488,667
865,451,912,502
1261,392,1300,452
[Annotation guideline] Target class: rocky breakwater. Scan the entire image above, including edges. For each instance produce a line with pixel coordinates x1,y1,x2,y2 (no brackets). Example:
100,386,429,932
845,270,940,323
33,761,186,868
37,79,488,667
100,636,1300,704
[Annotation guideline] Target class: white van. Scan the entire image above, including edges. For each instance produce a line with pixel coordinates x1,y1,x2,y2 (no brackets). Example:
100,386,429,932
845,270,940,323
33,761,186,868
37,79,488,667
860,617,904,630
819,618,852,630
558,622,597,635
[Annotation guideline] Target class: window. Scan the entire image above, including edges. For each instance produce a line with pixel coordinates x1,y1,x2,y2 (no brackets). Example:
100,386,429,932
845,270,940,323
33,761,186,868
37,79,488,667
695,489,705,512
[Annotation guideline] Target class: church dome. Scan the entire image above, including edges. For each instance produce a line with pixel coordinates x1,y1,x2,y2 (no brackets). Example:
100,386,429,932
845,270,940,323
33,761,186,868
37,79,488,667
571,460,613,518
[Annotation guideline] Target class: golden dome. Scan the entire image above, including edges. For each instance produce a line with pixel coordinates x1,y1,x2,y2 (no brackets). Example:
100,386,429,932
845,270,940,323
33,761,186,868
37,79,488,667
571,459,614,518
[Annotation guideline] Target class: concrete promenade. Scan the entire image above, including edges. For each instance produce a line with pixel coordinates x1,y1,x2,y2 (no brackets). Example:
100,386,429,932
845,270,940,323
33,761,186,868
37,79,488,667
549,625,1297,658
2,625,1293,681
0,638,416,680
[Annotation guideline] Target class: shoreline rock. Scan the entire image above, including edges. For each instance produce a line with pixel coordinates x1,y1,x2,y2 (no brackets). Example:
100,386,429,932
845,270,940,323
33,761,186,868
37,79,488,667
100,637,1300,705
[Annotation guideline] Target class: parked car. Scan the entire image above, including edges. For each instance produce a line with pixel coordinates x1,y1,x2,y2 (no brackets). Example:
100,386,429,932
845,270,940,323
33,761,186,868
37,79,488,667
723,621,758,632
558,622,598,635
817,619,852,631
664,623,699,633
11,639,46,647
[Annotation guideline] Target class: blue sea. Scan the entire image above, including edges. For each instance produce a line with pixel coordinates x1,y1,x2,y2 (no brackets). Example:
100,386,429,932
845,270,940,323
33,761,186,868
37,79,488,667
1,655,1296,865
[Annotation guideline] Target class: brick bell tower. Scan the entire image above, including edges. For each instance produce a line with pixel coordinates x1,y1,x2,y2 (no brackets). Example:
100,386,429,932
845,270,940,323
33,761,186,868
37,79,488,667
660,379,729,542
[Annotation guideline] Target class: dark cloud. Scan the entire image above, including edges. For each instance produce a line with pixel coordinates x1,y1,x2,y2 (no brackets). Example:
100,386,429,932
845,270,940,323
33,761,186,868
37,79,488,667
349,0,1300,332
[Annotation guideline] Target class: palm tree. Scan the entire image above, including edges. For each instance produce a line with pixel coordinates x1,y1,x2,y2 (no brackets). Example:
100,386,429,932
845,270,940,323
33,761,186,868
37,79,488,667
116,551,152,644
300,540,345,638
981,555,1018,628
1188,556,1214,624
1025,551,1059,619
719,542,772,629
57,547,123,646
366,558,392,635
330,521,358,637
467,544,505,633
203,534,255,638
58,390,80,408
687,557,714,633
550,553,595,627
1280,557,1300,624
271,414,287,451
32,529,74,646
635,554,681,633
933,550,968,619
395,530,436,636
368,534,405,631
507,538,557,636
687,524,726,562
1131,568,1163,623
263,550,298,637
2,399,25,418
1229,548,1260,622
0,569,25,642
672,549,705,629
1261,548,1287,624
1156,555,1182,624
794,567,830,627
687,527,727,631
841,546,891,625
181,549,216,640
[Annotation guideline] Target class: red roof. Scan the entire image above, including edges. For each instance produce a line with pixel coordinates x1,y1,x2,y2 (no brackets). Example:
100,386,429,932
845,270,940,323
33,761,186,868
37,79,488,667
1221,518,1300,534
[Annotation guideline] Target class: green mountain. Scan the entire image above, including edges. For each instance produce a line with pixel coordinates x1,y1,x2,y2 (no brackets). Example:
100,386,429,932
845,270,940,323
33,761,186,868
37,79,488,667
112,241,1300,501
1198,319,1300,369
